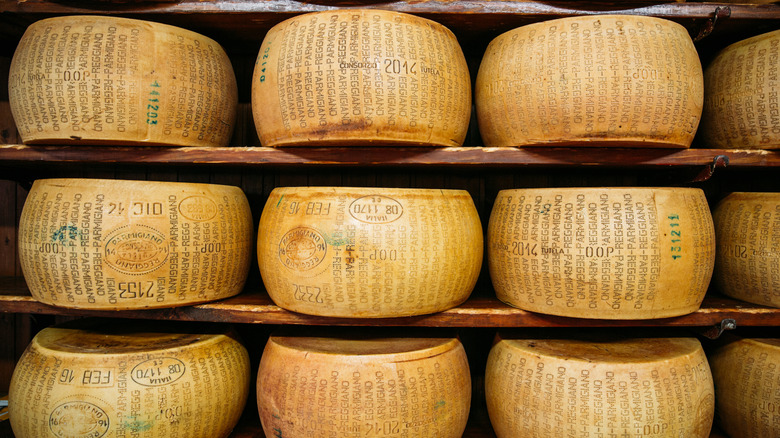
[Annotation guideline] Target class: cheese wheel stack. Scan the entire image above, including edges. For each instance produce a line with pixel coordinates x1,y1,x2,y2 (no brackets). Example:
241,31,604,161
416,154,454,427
713,192,780,307
18,178,253,310
257,333,471,437
9,321,251,438
709,336,780,438
486,334,715,437
252,10,471,147
9,15,237,146
476,15,703,148
257,187,483,317
701,29,780,149
488,187,715,319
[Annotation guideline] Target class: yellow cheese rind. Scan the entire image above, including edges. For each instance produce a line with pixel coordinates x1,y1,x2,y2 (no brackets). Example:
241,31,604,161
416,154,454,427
257,187,483,318
701,29,780,149
9,15,238,147
486,335,714,437
713,192,780,307
709,337,780,438
257,335,471,437
487,187,715,319
18,178,253,310
9,322,251,438
476,15,703,148
252,9,471,147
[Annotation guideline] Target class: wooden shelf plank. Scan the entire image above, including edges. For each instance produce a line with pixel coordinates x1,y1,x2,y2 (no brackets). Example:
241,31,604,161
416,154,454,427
1,277,778,327
0,145,778,169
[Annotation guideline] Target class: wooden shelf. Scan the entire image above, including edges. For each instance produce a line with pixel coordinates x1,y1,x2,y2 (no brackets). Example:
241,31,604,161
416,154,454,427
1,277,777,327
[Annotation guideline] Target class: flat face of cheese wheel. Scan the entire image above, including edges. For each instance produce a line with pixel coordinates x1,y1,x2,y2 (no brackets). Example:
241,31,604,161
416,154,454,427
18,178,254,310
476,15,703,148
9,15,237,147
271,335,460,357
502,336,704,363
252,9,471,147
701,29,780,149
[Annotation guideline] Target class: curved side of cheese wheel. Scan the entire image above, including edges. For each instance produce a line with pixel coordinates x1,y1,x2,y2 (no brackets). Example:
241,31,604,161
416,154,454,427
709,337,780,438
701,29,780,150
18,178,253,310
257,335,471,438
713,192,780,307
9,323,251,438
486,335,714,438
476,15,703,148
487,187,715,319
257,187,483,317
9,15,237,147
252,9,471,147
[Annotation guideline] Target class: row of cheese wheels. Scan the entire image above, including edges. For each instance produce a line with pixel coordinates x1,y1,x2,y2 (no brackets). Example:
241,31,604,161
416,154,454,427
18,179,779,319
7,321,779,438
8,13,780,149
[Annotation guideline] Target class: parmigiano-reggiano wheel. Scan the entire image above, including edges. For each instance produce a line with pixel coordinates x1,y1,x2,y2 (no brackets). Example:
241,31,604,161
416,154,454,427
9,15,238,147
486,334,715,438
252,10,471,147
9,320,251,438
713,192,780,307
709,336,780,438
257,333,471,437
488,187,715,319
476,15,703,148
257,187,483,317
18,178,253,310
701,29,780,149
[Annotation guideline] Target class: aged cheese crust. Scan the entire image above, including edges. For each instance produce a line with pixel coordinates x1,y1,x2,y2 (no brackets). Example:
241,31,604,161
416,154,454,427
487,187,715,319
486,334,715,437
9,321,251,438
18,178,253,310
713,192,780,307
252,9,471,147
257,187,483,317
476,15,703,148
9,15,238,146
257,334,471,437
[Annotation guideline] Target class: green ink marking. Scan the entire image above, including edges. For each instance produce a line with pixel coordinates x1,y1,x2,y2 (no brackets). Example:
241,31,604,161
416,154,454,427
276,195,284,208
124,416,154,432
273,427,283,438
323,234,353,247
434,400,446,409
51,225,79,242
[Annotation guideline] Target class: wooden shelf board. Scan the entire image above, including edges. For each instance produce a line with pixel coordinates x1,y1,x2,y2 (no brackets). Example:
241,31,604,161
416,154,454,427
0,145,777,169
1,278,777,327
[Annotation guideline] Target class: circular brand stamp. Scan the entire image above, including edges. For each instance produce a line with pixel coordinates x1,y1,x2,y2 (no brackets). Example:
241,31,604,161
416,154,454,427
349,195,404,224
49,401,110,438
279,227,327,271
178,196,218,222
131,357,186,387
104,225,169,274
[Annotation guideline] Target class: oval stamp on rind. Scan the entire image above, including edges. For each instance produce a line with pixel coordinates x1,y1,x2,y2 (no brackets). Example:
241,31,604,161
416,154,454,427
49,401,110,438
131,357,186,387
178,196,218,222
104,225,169,275
278,227,327,271
349,195,404,224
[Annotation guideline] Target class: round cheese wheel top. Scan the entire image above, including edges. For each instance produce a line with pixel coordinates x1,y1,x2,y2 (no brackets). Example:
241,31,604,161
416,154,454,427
476,15,703,148
18,178,254,310
9,15,238,147
270,334,462,358
701,29,780,149
252,9,471,147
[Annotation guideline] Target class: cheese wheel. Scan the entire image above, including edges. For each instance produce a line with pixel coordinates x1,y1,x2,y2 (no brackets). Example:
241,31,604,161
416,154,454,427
713,192,780,307
701,30,780,149
9,15,237,147
486,334,715,437
257,333,471,437
476,15,703,148
252,10,471,147
9,321,251,438
488,187,715,319
709,336,780,437
18,178,253,310
257,187,483,317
